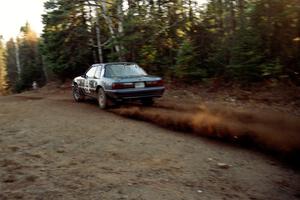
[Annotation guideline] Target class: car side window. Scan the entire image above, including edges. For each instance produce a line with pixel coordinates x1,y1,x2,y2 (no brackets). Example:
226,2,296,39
100,66,105,77
86,66,97,78
95,66,102,79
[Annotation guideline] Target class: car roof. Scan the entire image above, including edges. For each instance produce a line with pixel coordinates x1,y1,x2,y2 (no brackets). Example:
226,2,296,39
93,62,136,66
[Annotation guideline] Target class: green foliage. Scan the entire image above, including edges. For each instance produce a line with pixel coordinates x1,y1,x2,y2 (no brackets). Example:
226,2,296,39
5,38,18,89
37,0,300,85
261,60,283,78
204,0,299,84
42,0,93,79
4,23,46,93
16,23,46,91
175,39,207,81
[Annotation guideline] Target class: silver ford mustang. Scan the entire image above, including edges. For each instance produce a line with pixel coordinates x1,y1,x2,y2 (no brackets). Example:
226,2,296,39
72,62,165,109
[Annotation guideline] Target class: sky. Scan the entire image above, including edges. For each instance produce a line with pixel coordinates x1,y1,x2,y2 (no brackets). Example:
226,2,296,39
0,0,207,41
0,0,47,41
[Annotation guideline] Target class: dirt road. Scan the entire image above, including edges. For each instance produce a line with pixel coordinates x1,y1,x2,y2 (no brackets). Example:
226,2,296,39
0,89,300,200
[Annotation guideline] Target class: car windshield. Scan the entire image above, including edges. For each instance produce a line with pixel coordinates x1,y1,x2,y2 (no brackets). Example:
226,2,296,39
105,64,147,78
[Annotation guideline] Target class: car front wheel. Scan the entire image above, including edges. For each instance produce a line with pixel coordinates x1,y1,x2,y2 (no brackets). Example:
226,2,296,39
73,84,85,102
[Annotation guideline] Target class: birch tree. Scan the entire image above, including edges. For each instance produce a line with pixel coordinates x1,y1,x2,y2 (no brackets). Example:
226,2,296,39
97,0,124,60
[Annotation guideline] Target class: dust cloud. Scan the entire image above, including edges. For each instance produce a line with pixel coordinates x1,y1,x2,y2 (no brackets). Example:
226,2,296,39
110,102,300,163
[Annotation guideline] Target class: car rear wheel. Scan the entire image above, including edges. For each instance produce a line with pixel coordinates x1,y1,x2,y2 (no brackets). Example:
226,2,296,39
141,98,154,106
73,84,85,102
97,88,109,109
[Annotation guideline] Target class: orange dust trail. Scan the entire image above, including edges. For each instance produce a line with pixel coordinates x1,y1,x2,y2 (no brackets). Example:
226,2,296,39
109,102,300,164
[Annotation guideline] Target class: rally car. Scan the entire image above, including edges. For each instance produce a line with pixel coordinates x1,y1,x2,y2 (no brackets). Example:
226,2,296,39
72,62,165,109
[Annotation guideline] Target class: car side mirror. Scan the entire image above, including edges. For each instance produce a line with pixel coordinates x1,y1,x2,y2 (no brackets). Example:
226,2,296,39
81,74,86,78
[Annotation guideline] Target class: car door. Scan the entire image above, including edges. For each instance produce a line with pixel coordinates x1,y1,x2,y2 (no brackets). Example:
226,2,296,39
89,65,102,96
84,66,97,95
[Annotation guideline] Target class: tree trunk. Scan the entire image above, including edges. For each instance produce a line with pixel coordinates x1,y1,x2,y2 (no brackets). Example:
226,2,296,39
228,0,236,33
117,0,125,60
15,40,21,79
237,0,245,26
94,1,103,63
99,0,121,60
218,0,224,32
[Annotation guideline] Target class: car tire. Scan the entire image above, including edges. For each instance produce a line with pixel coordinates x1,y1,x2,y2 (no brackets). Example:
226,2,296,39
73,84,85,102
141,98,154,106
97,87,109,109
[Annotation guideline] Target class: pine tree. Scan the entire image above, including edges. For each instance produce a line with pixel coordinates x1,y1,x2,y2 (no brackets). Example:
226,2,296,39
16,23,46,91
6,38,19,90
39,0,300,85
0,36,8,95
42,0,93,80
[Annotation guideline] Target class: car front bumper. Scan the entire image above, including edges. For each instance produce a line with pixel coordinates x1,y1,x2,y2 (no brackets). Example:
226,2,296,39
105,86,165,100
